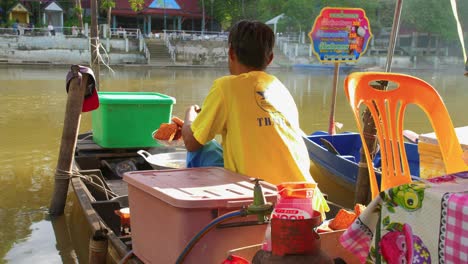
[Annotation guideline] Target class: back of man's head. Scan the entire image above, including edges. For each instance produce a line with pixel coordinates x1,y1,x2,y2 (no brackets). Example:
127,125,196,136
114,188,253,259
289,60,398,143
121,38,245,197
228,20,275,70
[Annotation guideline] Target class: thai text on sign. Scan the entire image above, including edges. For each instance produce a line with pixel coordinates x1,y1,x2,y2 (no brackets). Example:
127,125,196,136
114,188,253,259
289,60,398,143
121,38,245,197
309,7,372,63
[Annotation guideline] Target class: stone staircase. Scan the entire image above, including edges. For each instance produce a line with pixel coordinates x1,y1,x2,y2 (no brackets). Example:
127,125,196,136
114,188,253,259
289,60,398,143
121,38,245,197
146,39,173,65
271,45,292,67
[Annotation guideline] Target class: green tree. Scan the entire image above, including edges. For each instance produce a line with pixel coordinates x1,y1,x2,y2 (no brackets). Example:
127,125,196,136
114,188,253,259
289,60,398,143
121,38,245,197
128,0,145,12
74,0,84,33
402,0,459,39
1,0,18,25
204,0,262,30
401,0,464,55
100,0,116,36
203,0,460,43
255,0,383,36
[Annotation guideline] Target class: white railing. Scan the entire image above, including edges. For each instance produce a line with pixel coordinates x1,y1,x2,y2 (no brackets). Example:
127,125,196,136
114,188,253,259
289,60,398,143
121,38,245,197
0,26,84,37
0,25,140,39
108,27,141,39
0,27,58,36
163,31,176,63
162,29,228,42
141,35,150,63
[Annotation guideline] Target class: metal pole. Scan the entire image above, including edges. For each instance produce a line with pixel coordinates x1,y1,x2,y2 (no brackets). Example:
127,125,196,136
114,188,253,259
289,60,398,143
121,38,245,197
384,0,403,72
328,62,339,135
164,0,167,30
202,0,205,35
354,0,404,205
210,0,214,31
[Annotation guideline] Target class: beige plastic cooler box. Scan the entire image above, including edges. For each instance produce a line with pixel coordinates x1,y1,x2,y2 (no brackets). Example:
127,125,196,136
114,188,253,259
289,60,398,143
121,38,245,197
124,167,278,263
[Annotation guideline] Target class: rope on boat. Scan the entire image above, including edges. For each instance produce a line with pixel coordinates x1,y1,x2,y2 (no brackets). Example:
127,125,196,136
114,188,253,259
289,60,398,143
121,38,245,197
89,36,115,74
54,168,73,180
58,168,118,200
78,133,93,141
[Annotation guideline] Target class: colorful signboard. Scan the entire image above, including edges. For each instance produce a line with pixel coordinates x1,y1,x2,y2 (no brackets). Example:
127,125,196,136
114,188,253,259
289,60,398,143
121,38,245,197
309,7,372,63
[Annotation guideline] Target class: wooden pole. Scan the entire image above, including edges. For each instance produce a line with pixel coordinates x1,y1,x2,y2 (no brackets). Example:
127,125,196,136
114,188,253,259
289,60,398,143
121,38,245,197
353,110,376,204
327,62,339,135
49,66,88,216
90,0,100,87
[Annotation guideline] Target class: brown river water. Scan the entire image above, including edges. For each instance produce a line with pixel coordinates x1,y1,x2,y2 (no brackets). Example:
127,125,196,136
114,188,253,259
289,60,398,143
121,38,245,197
0,64,466,263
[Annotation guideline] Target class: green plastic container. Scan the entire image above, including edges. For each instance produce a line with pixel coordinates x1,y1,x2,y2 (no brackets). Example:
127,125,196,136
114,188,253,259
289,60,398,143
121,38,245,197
92,92,176,148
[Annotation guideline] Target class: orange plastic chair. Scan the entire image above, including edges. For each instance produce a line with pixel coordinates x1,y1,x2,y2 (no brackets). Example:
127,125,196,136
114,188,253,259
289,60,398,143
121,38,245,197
344,72,468,199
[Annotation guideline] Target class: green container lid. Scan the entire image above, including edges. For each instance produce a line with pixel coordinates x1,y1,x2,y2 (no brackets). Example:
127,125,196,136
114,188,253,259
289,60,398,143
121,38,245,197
98,92,176,105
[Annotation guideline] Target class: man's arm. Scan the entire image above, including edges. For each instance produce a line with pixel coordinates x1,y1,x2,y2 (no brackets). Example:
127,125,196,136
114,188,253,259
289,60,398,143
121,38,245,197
182,105,203,152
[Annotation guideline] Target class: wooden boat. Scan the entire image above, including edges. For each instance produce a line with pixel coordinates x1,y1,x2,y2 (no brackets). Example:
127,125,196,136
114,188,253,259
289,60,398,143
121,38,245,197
304,131,420,193
69,131,360,263
70,132,155,263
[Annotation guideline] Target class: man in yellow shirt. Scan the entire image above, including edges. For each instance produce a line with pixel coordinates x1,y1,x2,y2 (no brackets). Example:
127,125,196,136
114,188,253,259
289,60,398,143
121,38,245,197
182,20,328,214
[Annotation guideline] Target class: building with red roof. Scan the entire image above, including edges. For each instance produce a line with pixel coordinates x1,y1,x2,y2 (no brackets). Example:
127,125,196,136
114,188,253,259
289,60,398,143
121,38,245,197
81,0,211,35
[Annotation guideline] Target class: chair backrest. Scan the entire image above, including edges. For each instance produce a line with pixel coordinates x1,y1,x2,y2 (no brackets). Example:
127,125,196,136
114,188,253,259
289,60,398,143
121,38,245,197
344,72,468,198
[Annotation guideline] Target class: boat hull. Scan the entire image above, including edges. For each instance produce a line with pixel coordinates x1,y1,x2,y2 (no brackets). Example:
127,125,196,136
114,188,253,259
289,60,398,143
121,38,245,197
304,131,420,206
69,132,364,263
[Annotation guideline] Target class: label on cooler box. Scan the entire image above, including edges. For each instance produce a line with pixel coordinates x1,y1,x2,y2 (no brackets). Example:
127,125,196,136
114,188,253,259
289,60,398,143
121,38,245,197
271,208,311,220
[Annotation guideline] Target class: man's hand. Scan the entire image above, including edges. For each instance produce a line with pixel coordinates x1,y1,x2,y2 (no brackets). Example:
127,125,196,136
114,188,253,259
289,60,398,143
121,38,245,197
182,105,203,152
184,105,201,123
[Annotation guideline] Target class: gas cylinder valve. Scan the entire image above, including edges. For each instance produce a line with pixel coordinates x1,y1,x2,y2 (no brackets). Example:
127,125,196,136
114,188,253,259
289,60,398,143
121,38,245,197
247,178,273,222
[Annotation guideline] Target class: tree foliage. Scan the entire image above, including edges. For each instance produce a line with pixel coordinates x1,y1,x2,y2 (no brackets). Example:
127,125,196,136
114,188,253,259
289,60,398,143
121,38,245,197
204,0,465,43
402,0,461,40
101,0,116,34
0,0,19,24
101,0,116,10
128,0,145,12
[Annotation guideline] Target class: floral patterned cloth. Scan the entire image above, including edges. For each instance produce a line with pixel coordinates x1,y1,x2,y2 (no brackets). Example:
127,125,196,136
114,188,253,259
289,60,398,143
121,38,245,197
339,171,468,264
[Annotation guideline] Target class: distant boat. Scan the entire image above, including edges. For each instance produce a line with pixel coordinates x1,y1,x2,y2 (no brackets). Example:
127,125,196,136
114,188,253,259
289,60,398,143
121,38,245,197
291,63,360,74
303,131,420,192
292,63,358,73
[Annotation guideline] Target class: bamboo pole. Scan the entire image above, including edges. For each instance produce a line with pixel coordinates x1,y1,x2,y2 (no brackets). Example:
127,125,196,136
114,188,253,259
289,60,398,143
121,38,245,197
49,66,88,216
354,0,403,205
327,62,340,135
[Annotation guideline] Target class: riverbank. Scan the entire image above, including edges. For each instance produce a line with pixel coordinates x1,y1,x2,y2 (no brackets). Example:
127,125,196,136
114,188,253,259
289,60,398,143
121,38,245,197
1,35,466,70
2,59,465,75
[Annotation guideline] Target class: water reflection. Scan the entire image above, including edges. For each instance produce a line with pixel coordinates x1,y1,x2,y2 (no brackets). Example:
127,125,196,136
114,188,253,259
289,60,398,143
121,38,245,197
0,64,466,262
4,216,78,264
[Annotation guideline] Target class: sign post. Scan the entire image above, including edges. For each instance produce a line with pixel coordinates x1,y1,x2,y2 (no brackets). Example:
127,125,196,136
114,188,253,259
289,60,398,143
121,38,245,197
309,7,372,134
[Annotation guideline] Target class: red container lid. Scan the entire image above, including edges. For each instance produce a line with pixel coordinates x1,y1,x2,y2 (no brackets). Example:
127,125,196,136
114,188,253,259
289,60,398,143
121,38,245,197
123,167,277,209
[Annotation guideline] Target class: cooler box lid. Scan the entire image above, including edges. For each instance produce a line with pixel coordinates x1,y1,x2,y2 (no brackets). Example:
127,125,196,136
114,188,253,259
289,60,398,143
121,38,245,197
123,167,277,209
98,92,176,105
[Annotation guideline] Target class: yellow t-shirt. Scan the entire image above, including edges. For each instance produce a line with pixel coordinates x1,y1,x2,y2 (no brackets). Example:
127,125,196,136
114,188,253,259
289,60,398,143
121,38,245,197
191,71,329,215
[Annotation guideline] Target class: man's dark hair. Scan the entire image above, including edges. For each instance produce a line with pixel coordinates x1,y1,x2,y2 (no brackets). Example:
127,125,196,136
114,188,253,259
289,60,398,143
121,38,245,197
228,20,275,70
